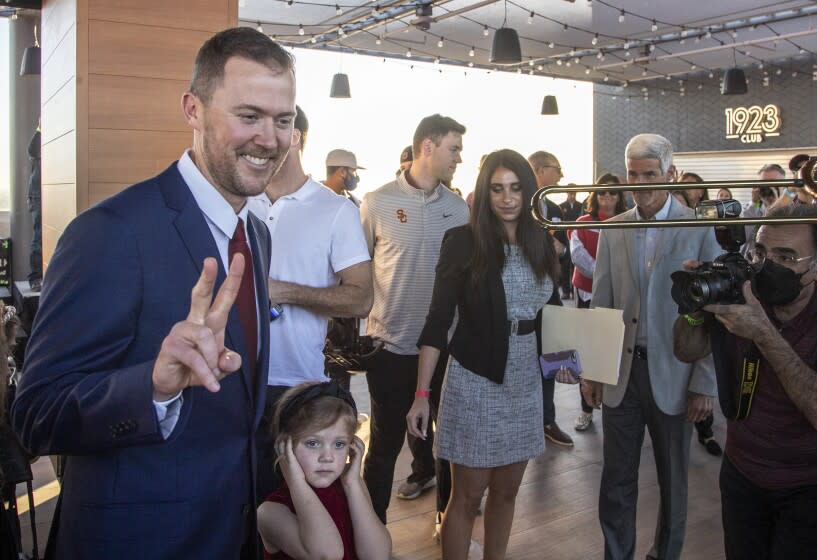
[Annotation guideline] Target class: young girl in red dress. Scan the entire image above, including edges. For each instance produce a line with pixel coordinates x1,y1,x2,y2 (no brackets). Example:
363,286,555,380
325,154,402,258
257,381,391,560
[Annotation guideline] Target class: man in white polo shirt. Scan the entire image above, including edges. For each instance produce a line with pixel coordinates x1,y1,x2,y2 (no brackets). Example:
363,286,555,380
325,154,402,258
249,107,373,500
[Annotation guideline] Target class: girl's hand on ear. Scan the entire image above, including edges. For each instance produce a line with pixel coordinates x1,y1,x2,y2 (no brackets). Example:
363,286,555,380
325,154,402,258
278,437,306,487
342,436,365,487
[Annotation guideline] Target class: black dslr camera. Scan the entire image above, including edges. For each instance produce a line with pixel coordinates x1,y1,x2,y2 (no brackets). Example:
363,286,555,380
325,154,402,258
324,318,382,374
671,199,755,313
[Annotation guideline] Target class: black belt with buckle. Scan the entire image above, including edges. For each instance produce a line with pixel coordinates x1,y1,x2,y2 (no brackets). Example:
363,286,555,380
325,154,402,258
508,318,537,336
634,345,648,361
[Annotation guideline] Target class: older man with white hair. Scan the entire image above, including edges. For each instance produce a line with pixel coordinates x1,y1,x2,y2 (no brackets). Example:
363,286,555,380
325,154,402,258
583,133,720,560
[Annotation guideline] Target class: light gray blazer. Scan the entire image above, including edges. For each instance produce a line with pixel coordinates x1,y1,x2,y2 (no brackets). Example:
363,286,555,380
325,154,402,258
591,197,721,415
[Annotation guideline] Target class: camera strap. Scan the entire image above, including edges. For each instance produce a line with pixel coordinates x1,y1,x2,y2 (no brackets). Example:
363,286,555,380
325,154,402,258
735,343,761,420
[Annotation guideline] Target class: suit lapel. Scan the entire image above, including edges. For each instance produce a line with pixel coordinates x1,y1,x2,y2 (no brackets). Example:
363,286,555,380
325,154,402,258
247,214,271,424
621,209,641,292
159,165,254,403
159,165,221,286
653,197,684,268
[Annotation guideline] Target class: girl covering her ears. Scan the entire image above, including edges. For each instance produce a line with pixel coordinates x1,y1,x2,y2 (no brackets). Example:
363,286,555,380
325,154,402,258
257,381,391,560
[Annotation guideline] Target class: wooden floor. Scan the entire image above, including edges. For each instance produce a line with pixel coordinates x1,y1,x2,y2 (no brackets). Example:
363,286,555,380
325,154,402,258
360,377,727,560
17,365,727,559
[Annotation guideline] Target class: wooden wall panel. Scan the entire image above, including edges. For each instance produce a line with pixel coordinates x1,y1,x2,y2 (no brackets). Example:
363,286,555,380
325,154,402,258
42,183,79,234
88,129,189,184
88,21,213,79
88,75,189,132
42,225,62,270
89,183,131,207
88,0,233,32
41,80,76,145
41,0,238,265
42,131,77,187
41,0,76,63
41,25,75,104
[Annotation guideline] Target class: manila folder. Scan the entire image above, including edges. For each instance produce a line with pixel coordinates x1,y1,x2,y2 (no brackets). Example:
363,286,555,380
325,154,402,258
539,305,624,385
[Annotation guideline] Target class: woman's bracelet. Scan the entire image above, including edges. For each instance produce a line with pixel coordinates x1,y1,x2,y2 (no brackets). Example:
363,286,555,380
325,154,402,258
684,313,706,327
415,389,431,399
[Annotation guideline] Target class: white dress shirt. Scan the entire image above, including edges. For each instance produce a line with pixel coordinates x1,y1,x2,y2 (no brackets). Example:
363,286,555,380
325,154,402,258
153,150,256,438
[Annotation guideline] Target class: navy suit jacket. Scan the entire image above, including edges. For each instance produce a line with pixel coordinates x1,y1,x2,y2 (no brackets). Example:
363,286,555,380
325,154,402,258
11,164,271,558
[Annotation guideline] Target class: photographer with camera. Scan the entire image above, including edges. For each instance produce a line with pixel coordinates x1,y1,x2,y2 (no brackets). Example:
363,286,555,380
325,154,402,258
673,203,817,559
582,133,720,560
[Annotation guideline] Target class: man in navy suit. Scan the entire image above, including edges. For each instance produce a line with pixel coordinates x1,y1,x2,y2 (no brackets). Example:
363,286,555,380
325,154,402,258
11,28,296,559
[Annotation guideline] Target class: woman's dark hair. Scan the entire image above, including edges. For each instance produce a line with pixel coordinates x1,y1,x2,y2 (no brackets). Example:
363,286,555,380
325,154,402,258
586,191,627,221
470,149,558,283
584,173,625,218
595,172,621,185
679,172,703,183
678,172,709,207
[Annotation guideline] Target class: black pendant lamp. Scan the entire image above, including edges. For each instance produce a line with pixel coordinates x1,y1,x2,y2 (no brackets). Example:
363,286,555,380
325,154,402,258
721,68,747,95
329,73,351,98
20,46,41,76
20,25,41,77
490,27,522,64
541,95,559,115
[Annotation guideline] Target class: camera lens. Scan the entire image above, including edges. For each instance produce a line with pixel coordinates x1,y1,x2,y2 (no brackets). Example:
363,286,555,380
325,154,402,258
688,279,710,304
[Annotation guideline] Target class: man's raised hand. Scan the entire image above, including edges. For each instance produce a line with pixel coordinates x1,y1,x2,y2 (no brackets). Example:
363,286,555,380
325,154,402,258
152,255,245,401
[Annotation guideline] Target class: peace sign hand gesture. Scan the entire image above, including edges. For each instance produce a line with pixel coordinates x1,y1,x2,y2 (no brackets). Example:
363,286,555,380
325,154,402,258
152,256,245,401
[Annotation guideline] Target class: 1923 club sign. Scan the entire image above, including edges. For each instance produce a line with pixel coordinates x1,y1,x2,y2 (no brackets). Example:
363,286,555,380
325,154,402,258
725,104,781,144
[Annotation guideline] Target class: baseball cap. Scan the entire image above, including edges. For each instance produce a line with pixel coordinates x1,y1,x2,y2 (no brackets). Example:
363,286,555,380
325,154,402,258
326,149,365,169
400,145,413,164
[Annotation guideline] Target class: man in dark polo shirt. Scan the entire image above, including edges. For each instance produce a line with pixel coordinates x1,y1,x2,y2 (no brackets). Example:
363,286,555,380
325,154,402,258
674,203,817,559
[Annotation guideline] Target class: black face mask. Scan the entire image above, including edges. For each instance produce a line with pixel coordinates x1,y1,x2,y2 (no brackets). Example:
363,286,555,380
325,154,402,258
753,259,809,306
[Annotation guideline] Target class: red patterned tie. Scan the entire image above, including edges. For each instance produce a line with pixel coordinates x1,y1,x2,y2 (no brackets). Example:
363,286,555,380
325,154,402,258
228,218,257,376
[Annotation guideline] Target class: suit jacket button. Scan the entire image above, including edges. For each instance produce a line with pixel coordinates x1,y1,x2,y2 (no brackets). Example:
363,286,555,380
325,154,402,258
631,318,637,324
627,347,633,354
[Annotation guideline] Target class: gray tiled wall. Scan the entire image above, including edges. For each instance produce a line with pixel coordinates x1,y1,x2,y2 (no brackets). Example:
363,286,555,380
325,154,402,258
593,64,817,179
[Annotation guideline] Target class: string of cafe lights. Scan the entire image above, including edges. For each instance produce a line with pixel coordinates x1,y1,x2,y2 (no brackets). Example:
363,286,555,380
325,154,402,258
261,0,817,57
762,22,816,58
249,0,817,90
601,56,817,101
372,39,817,100
313,30,817,102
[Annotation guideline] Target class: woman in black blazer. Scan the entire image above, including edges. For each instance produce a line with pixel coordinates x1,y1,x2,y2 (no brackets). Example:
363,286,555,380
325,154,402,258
407,149,560,559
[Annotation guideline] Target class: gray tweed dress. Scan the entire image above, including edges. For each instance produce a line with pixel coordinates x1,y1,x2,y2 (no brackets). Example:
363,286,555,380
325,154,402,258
434,245,554,468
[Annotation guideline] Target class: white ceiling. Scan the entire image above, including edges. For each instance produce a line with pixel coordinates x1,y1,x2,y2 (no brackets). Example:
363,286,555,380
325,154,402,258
240,0,817,88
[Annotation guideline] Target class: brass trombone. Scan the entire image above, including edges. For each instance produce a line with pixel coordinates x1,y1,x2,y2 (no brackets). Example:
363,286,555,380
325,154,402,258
531,157,817,230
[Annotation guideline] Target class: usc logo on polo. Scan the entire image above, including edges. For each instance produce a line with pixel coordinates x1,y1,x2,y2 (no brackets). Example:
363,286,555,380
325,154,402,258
396,209,408,223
